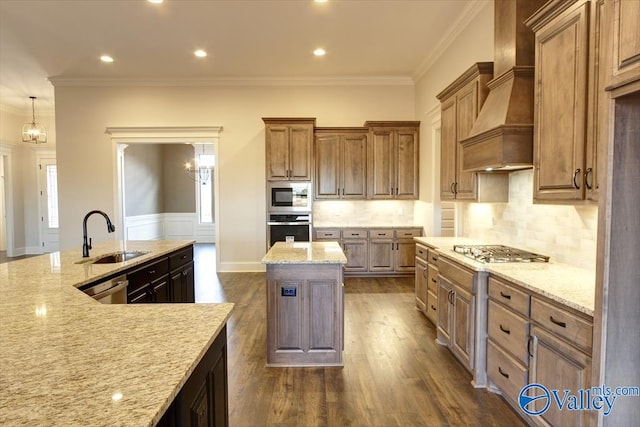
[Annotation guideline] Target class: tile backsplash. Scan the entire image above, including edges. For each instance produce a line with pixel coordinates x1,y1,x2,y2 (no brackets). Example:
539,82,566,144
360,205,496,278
313,200,415,227
460,169,598,270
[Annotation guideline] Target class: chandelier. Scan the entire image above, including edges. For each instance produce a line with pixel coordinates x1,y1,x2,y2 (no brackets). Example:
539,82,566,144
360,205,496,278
22,96,47,144
185,144,214,184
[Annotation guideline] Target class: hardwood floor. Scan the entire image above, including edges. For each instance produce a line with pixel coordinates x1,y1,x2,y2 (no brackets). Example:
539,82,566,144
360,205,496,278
193,245,526,426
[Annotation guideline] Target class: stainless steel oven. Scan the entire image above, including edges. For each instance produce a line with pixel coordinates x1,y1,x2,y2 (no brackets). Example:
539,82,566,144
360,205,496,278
267,213,312,248
268,182,312,213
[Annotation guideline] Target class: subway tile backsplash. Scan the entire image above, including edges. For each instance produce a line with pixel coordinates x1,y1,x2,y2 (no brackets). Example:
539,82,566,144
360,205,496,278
460,169,598,270
313,200,415,227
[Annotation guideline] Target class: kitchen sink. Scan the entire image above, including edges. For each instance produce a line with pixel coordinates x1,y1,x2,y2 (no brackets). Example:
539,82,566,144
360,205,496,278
76,251,149,264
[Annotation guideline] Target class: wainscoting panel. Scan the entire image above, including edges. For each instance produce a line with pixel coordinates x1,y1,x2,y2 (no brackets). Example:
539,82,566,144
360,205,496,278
124,213,215,242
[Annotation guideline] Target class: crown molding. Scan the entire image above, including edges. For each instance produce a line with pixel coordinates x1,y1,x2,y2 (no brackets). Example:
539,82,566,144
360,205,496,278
48,75,415,88
105,126,223,144
412,0,492,82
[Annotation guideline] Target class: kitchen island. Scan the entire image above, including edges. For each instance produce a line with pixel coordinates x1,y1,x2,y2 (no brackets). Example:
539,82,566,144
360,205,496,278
262,241,347,367
0,240,233,427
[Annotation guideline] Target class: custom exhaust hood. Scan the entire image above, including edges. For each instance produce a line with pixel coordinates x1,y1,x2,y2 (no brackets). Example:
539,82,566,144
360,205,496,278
460,0,546,172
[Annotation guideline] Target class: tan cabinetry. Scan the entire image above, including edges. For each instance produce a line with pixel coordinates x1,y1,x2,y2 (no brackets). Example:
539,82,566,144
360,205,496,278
341,229,368,273
263,118,315,181
437,63,496,201
365,122,419,200
526,0,607,202
265,263,344,367
606,0,640,90
425,250,439,325
314,128,368,199
414,244,428,315
436,256,477,372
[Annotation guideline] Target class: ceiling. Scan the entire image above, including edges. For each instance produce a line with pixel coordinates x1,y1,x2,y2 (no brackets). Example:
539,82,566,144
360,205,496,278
0,0,486,113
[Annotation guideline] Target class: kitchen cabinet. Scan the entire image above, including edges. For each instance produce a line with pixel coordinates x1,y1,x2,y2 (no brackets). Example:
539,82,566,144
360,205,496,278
127,246,195,304
526,0,607,202
605,0,640,91
414,244,429,315
314,128,368,199
341,229,369,272
169,246,195,303
265,262,344,366
437,63,495,201
425,249,439,325
364,121,420,200
158,326,229,427
415,244,439,324
263,118,315,181
436,256,477,372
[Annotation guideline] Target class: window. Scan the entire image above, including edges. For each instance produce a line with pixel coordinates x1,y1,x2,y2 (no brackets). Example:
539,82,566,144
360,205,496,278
46,164,59,228
198,154,215,224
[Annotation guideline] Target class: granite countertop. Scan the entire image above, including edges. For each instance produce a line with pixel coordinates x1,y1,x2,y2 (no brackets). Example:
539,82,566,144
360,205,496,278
262,241,347,264
0,240,234,427
414,236,595,317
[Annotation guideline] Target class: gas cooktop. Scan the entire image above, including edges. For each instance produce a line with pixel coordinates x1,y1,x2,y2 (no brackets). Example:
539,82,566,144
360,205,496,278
453,244,550,263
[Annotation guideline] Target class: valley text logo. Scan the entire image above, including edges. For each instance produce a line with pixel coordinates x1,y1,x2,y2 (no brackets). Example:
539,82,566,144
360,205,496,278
518,383,640,417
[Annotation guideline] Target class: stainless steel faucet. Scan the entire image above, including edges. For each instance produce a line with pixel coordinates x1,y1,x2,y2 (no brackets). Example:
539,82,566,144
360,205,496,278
82,210,116,257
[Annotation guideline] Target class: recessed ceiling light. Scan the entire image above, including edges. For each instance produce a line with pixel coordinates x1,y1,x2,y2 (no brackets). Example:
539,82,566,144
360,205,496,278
194,50,207,58
313,48,326,57
100,55,114,63
148,0,164,4
314,0,328,3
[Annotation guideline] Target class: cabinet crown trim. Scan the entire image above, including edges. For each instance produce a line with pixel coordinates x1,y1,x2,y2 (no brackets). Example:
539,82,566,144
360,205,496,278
436,62,494,101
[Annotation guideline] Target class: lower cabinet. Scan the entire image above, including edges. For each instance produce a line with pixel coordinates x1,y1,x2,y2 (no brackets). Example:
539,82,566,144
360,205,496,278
265,263,344,366
342,229,369,272
158,326,229,427
127,245,195,304
414,244,429,314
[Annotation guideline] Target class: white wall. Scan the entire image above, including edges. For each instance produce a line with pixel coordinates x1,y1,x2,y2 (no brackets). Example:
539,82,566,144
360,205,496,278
54,84,414,270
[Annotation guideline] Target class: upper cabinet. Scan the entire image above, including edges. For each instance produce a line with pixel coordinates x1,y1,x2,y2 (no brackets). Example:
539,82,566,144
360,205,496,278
365,121,420,200
263,118,315,181
606,0,640,90
314,128,368,199
526,0,606,202
437,63,503,201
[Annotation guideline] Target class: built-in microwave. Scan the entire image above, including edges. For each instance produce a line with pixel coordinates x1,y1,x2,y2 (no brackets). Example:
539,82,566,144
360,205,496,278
268,182,312,213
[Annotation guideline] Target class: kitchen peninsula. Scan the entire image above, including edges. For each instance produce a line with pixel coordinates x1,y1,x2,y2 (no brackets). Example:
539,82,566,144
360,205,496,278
262,241,347,366
0,240,233,427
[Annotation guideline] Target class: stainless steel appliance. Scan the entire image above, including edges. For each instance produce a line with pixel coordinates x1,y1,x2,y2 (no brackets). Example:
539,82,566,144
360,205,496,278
268,182,312,213
81,274,128,304
267,213,311,248
453,245,550,263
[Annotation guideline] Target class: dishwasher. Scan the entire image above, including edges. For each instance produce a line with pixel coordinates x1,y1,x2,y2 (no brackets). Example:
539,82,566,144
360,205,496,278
81,274,128,304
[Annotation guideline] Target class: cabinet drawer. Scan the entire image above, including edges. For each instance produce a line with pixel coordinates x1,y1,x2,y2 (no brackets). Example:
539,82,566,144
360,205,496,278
427,264,439,294
487,300,530,365
427,249,439,265
128,257,169,290
370,229,394,239
415,244,429,261
342,229,368,239
531,297,593,352
169,246,193,270
395,228,422,239
487,340,528,404
437,256,474,293
426,290,437,325
488,276,530,317
315,229,340,240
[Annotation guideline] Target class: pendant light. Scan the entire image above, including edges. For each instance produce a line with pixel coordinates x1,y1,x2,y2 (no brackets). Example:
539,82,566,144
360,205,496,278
185,144,214,184
22,96,47,144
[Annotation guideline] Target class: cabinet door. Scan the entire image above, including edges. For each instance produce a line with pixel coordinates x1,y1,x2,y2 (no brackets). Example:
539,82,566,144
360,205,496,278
342,239,368,272
171,262,195,303
265,125,290,181
341,133,367,199
533,2,589,201
394,240,416,272
609,0,640,87
270,279,305,352
152,276,171,303
368,239,394,272
307,279,341,351
529,325,592,427
288,125,312,180
437,278,453,345
128,284,153,304
454,82,478,200
315,134,341,198
440,98,457,200
452,285,474,370
415,257,428,313
368,129,395,199
395,129,419,199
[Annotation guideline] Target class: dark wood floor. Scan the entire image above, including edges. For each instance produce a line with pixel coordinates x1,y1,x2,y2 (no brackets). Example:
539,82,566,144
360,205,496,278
194,244,526,427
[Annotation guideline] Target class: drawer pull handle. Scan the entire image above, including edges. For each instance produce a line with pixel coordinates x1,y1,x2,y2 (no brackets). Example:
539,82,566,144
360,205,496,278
499,291,511,300
431,278,437,283
499,324,511,335
498,367,509,379
430,305,437,311
148,270,156,274
431,257,438,262
378,233,385,236
527,336,534,358
550,316,567,328
180,255,187,259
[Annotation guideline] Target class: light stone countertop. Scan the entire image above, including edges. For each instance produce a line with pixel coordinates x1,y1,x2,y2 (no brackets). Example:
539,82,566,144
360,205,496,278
414,236,595,317
262,241,347,264
0,240,234,427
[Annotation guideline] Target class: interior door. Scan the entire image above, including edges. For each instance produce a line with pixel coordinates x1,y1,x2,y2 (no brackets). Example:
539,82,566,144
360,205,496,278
38,158,59,253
